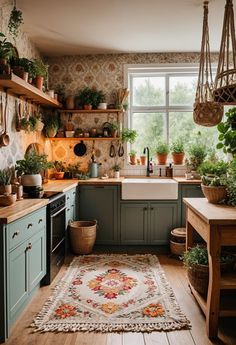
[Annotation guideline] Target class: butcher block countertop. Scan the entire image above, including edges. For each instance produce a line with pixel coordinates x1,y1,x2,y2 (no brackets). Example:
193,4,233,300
0,199,48,224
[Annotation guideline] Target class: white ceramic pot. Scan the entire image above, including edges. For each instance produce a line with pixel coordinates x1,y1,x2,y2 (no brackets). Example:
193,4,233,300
114,171,120,178
65,131,75,138
98,103,107,110
21,174,42,187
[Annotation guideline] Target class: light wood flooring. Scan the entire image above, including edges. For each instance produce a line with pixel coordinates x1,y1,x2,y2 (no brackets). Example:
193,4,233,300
4,248,236,345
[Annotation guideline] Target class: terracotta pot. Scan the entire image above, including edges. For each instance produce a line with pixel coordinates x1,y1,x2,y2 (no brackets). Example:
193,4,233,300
156,153,168,165
172,152,185,165
201,184,227,204
140,155,146,165
0,184,12,195
130,155,136,165
54,171,65,180
34,76,44,91
111,129,118,138
84,104,92,110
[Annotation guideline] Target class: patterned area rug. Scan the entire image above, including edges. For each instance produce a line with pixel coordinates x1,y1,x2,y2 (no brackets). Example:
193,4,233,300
32,254,190,332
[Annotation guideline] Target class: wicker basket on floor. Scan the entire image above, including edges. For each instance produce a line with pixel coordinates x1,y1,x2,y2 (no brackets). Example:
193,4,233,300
69,220,97,255
170,228,186,256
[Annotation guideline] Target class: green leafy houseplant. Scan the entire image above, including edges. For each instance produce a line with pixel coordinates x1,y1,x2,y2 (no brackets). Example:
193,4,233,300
53,161,66,172
197,160,228,177
112,164,121,172
217,107,236,157
8,5,24,40
129,150,137,157
43,114,60,138
32,58,48,78
170,139,184,153
226,158,236,206
0,168,12,186
121,129,137,144
187,143,207,171
0,32,16,61
156,141,169,155
77,87,105,109
16,151,53,175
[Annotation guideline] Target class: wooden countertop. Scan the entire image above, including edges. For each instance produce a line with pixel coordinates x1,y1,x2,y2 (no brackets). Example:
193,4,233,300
183,198,236,225
0,199,48,224
173,177,202,184
43,179,79,192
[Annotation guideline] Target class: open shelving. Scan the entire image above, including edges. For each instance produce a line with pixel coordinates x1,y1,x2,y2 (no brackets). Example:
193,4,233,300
47,137,121,141
0,73,61,108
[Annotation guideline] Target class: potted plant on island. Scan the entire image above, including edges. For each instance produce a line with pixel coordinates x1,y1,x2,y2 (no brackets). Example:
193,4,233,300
170,138,185,165
156,141,169,165
0,167,12,195
16,150,53,195
182,245,235,295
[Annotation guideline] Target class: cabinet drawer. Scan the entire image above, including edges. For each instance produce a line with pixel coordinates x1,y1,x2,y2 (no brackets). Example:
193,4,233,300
8,208,46,251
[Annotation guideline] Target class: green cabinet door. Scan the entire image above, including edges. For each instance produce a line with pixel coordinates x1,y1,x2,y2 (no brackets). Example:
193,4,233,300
79,185,119,244
8,240,28,326
65,187,78,226
149,203,178,244
120,203,148,244
28,228,46,293
181,184,203,226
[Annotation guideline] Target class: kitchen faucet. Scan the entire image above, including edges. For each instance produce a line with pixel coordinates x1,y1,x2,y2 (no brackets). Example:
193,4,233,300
143,147,152,177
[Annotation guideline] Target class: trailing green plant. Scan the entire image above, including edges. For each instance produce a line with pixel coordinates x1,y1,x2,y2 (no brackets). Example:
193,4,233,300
0,168,12,186
121,128,137,144
43,112,60,136
16,151,53,175
197,160,228,177
0,32,16,60
217,108,236,157
129,150,137,157
156,141,169,155
76,87,105,109
182,245,235,267
20,116,38,132
53,161,66,172
187,143,207,171
170,138,184,153
8,5,24,40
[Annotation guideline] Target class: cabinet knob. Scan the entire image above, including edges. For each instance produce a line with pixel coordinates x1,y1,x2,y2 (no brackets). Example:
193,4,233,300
38,218,43,224
67,208,70,212
67,196,70,200
150,207,154,211
26,243,32,251
143,207,147,211
27,223,33,229
12,231,20,238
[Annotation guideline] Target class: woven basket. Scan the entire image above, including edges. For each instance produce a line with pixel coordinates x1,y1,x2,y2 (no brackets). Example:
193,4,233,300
193,101,224,126
170,240,186,256
69,220,97,255
0,193,16,206
201,184,227,204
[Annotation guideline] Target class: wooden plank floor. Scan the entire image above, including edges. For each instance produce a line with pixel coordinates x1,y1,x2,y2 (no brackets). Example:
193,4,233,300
4,248,236,345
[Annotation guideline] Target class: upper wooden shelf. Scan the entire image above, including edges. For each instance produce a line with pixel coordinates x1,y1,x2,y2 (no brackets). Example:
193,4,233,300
58,109,123,113
47,137,120,141
0,73,62,108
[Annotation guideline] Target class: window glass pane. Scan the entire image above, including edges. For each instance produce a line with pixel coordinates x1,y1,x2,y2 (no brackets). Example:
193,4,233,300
132,77,165,106
131,112,166,158
169,112,222,158
169,76,197,106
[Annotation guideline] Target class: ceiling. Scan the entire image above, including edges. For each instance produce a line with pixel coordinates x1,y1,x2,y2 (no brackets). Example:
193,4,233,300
17,0,230,56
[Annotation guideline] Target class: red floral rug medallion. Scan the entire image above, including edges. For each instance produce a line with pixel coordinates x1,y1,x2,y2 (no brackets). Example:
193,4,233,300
32,254,190,332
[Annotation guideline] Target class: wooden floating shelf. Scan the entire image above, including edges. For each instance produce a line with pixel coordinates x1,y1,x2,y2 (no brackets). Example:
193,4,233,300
47,137,121,141
58,109,123,113
0,73,62,108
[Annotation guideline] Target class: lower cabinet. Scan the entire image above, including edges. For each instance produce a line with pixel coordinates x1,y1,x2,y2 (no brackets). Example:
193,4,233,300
121,202,178,245
79,185,119,244
180,184,203,226
65,186,78,227
0,207,46,342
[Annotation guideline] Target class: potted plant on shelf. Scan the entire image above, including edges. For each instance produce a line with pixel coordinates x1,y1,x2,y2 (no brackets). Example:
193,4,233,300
32,58,48,91
112,164,121,178
0,32,16,74
53,160,66,179
43,113,60,138
198,160,228,204
0,167,12,195
182,245,235,295
76,87,105,110
217,107,236,158
110,122,119,138
16,151,53,194
170,139,185,165
129,150,137,165
10,57,33,82
156,141,169,165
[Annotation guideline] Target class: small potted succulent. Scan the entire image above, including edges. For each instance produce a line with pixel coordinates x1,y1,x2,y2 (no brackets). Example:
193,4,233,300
53,161,66,179
0,167,12,195
112,164,121,178
156,141,169,165
129,150,137,165
170,138,185,165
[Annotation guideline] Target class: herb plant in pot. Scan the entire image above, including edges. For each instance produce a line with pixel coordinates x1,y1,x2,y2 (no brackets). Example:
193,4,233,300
182,245,235,295
156,141,169,165
187,143,207,179
0,32,16,74
32,58,48,91
16,151,53,195
0,167,12,195
112,164,121,178
170,139,185,165
76,87,105,110
53,160,65,179
121,128,137,144
129,150,137,165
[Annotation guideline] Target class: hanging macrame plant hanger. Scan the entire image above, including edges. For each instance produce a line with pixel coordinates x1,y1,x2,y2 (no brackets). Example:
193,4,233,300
214,0,236,103
193,1,224,126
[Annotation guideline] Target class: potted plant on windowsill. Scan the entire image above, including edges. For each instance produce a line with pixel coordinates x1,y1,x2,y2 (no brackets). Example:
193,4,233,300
156,141,169,165
129,150,137,165
182,245,235,295
170,138,185,165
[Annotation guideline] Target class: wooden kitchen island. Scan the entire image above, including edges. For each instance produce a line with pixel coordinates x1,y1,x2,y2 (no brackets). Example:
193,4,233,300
184,198,236,339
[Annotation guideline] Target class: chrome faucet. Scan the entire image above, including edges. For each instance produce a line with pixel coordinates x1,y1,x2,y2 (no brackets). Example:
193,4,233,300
143,147,152,177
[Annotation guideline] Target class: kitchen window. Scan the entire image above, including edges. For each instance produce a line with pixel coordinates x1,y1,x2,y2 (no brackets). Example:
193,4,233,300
124,64,222,160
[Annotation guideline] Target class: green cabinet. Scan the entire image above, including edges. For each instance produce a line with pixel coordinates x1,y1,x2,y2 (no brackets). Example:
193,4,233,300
121,202,178,245
65,187,78,227
79,185,119,244
0,207,46,342
180,183,203,226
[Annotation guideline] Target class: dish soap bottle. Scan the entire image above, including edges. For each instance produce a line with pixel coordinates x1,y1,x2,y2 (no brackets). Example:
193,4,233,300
149,158,154,174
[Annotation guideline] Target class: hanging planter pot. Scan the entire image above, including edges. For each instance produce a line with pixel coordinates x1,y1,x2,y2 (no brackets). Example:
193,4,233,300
214,0,236,104
193,1,223,127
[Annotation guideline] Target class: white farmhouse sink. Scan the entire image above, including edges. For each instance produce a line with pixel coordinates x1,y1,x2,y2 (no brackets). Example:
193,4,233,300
121,178,178,200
